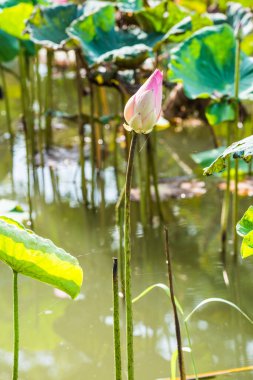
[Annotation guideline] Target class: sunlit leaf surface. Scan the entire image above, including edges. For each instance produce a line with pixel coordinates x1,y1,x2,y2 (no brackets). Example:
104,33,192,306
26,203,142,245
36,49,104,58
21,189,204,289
0,217,83,298
169,24,253,100
68,4,161,67
0,2,34,39
27,3,81,48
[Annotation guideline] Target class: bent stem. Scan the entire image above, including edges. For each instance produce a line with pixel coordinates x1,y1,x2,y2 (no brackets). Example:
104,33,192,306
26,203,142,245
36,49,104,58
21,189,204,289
13,270,19,380
124,132,138,380
233,34,241,260
164,227,186,380
113,258,122,380
184,321,198,380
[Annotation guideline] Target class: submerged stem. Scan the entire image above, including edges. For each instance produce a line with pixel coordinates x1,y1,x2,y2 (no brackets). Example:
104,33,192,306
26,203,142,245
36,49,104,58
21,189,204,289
124,132,138,380
13,270,19,380
113,258,122,380
164,227,186,380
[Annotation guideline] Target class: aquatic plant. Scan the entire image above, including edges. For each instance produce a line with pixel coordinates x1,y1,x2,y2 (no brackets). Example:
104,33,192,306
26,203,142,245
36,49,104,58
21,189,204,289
123,69,163,380
237,206,253,258
0,216,83,380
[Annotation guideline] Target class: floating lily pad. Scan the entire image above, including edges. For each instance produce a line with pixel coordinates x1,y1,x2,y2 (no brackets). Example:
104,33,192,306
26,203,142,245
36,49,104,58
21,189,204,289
0,2,34,39
27,3,81,48
0,216,83,298
67,5,161,68
0,29,19,61
203,134,253,175
169,24,253,101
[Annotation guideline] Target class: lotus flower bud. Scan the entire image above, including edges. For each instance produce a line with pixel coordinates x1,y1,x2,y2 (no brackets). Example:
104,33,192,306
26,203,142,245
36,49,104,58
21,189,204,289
124,69,163,134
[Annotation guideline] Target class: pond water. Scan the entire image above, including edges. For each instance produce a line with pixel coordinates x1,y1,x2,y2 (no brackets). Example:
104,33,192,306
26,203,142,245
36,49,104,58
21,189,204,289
0,70,253,380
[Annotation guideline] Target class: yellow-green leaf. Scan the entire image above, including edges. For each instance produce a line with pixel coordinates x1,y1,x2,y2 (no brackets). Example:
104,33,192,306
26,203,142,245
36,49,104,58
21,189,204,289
0,217,83,298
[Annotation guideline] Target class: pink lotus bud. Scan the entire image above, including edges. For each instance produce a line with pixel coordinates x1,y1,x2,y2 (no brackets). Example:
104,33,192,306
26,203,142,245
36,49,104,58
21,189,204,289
124,69,163,134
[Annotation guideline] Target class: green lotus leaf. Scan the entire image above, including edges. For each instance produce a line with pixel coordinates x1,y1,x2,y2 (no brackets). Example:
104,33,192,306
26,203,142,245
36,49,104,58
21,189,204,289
205,100,235,125
237,206,253,237
27,3,81,48
0,2,34,39
67,5,161,68
240,230,253,258
0,29,19,61
203,134,253,175
0,217,83,298
226,2,253,38
134,1,188,34
169,24,253,101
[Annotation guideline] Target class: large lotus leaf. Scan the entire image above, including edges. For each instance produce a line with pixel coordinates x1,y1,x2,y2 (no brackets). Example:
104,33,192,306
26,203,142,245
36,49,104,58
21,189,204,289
240,230,253,258
169,24,253,101
0,2,34,39
226,2,253,38
162,13,214,45
27,3,81,48
0,217,83,298
0,29,19,61
67,5,161,68
203,134,253,175
134,1,188,34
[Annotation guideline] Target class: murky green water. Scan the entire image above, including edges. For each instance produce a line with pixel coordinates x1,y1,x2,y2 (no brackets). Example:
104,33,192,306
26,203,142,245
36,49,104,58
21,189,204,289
0,70,253,380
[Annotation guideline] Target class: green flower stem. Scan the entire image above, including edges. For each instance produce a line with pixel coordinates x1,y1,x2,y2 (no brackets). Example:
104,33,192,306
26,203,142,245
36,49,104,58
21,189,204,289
116,186,126,295
113,258,122,380
233,35,241,260
0,65,13,137
124,132,138,380
45,49,53,149
13,270,19,380
164,227,186,380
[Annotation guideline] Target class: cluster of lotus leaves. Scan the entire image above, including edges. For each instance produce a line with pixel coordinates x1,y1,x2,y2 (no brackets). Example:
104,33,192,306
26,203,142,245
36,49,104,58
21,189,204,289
0,216,83,298
0,0,248,70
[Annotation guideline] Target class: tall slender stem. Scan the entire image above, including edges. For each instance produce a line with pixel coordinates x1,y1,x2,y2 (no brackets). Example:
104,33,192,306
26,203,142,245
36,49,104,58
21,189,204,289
13,270,19,380
45,49,53,149
75,51,88,205
124,132,138,380
220,123,231,259
0,66,13,136
164,227,186,380
233,35,241,260
113,258,122,380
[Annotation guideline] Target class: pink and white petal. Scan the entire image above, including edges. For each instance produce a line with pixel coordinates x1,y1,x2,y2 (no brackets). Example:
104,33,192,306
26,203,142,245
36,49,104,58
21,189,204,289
124,95,136,124
129,113,143,133
123,123,133,132
135,89,155,116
